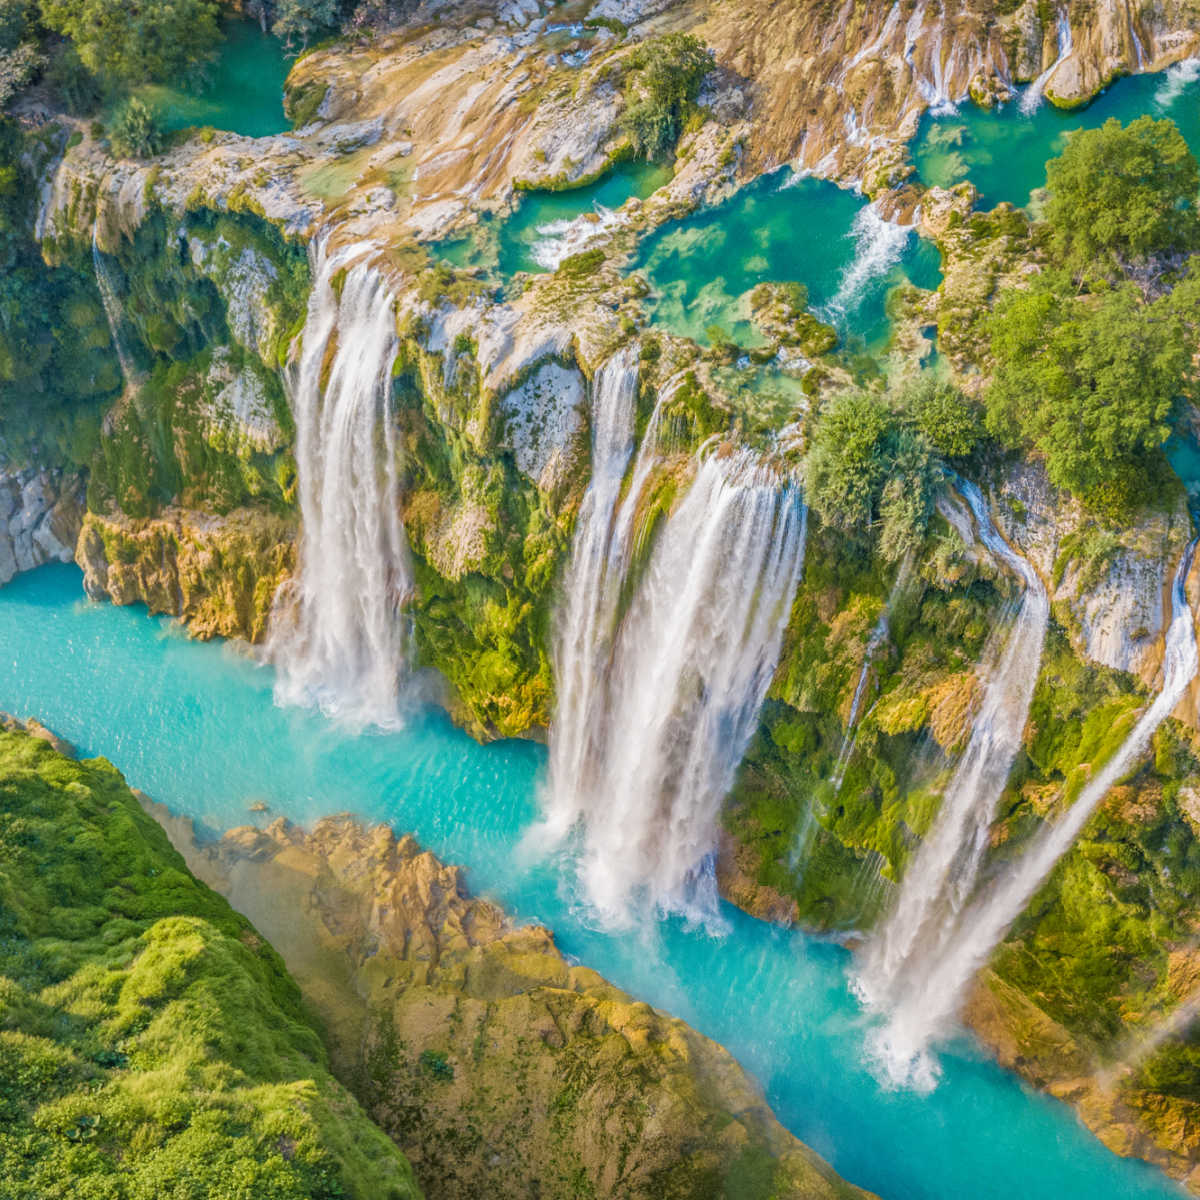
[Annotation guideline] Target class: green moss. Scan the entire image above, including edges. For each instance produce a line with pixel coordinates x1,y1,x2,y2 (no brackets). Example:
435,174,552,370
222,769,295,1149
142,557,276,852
0,728,420,1199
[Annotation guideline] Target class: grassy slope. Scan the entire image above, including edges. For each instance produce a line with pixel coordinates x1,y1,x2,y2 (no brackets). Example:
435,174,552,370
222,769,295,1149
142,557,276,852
0,728,421,1200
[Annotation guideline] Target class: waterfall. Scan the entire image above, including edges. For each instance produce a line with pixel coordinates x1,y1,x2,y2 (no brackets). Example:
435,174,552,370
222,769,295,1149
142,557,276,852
92,225,140,388
830,556,912,793
857,482,1049,1020
822,205,912,324
870,540,1198,1088
541,347,641,842
1020,9,1073,114
267,241,413,728
542,424,807,924
531,206,623,270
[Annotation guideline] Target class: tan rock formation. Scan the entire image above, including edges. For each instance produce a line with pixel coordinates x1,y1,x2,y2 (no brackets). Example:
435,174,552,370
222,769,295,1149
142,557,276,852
76,505,296,642
144,803,874,1200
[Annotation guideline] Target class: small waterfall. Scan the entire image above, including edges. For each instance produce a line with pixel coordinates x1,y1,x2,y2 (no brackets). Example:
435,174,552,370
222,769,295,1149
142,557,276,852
1020,9,1073,114
857,482,1049,1019
542,433,807,924
92,225,141,388
871,541,1198,1087
822,205,912,324
542,347,641,841
267,241,413,728
531,205,623,270
830,556,913,793
1103,988,1200,1087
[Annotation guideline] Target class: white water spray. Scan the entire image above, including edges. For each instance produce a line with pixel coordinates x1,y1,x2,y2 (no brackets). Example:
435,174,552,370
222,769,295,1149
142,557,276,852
822,205,912,323
858,482,1049,1020
542,432,807,924
541,347,641,842
268,241,413,728
1155,58,1200,110
530,206,624,270
1020,9,1073,114
871,540,1198,1088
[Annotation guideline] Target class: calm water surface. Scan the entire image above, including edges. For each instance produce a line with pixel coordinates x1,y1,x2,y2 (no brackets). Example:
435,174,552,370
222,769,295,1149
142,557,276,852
912,61,1200,209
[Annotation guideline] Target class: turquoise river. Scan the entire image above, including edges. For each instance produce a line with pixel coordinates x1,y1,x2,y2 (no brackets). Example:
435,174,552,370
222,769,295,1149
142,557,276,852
0,564,1186,1200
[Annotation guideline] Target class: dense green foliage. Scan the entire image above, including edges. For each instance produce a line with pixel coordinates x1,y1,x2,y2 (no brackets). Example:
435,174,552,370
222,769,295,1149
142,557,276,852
40,0,221,86
0,119,118,465
1045,116,1200,279
0,728,420,1198
986,273,1189,501
109,95,163,159
981,116,1200,512
620,33,713,161
803,377,973,563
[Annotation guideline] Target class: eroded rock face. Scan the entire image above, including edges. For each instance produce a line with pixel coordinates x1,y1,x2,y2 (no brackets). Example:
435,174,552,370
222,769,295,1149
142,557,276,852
76,506,296,642
0,467,84,586
145,806,875,1200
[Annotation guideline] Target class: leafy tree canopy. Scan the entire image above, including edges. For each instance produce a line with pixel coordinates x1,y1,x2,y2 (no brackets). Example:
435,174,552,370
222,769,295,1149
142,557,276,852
1044,115,1200,279
620,33,713,161
985,272,1190,501
39,0,222,86
804,385,946,562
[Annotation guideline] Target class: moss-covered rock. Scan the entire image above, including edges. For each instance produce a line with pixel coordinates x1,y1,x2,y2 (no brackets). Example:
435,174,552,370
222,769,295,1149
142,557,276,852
77,505,296,642
0,722,420,1199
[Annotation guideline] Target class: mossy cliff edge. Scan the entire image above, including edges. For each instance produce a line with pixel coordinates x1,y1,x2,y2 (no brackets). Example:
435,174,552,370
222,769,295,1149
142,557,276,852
0,720,420,1199
146,804,874,1200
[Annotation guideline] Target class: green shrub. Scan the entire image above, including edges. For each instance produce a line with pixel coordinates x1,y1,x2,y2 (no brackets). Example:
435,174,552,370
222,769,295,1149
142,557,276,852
109,96,163,159
620,33,713,161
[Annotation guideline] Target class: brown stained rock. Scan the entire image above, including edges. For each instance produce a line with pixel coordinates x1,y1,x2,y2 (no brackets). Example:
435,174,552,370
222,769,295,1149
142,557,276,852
76,506,297,643
141,800,869,1200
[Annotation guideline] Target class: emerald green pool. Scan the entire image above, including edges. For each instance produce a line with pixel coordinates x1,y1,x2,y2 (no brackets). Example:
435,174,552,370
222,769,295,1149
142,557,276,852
631,171,943,350
141,20,292,139
439,161,673,277
913,60,1200,209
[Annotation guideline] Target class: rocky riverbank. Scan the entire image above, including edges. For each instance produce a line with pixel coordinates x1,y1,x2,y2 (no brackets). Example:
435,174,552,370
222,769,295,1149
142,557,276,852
145,802,875,1200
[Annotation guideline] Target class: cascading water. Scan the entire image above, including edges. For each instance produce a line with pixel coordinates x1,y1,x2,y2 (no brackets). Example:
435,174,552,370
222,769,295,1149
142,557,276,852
822,205,912,324
542,429,807,924
267,241,413,728
829,556,913,794
531,206,623,270
92,224,140,388
1020,8,1074,114
869,541,1200,1085
540,347,640,842
870,540,1199,1088
857,482,1049,1029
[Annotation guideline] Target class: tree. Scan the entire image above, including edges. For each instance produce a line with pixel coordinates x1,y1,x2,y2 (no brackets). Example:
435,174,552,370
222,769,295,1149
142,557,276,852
985,274,1189,500
109,94,163,158
271,0,338,50
620,33,713,161
900,374,982,460
39,0,221,86
1044,116,1200,279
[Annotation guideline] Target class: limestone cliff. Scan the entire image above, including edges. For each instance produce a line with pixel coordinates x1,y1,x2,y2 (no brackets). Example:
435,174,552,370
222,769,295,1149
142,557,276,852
146,805,875,1200
0,465,84,584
